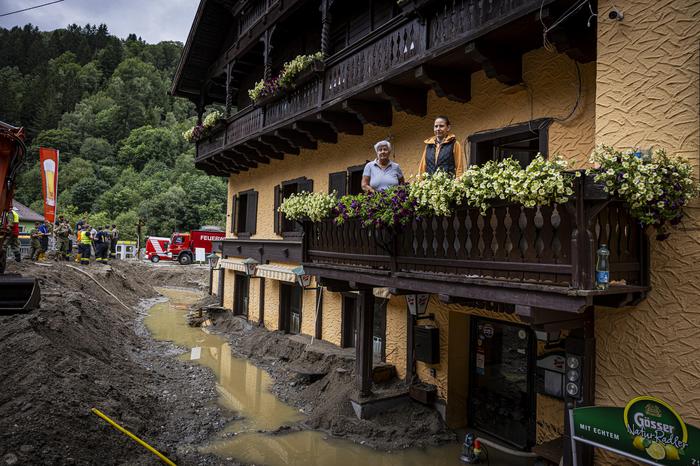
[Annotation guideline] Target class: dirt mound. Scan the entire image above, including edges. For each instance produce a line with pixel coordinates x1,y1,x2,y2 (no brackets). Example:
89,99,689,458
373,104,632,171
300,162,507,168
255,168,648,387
208,313,457,450
0,260,229,466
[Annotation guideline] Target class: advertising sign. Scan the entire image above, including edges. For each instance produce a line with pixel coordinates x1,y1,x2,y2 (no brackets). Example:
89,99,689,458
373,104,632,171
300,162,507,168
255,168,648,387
573,396,699,465
39,147,59,223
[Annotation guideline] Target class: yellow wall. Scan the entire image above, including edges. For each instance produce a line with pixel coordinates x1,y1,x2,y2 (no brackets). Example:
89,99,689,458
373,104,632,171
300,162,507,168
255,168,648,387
385,296,407,380
263,278,280,331
248,276,261,323
222,269,235,310
592,4,700,465
321,291,342,346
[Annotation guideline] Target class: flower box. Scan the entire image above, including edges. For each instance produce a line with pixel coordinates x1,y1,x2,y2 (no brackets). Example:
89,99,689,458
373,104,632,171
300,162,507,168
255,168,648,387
254,91,284,108
290,61,324,89
583,175,609,200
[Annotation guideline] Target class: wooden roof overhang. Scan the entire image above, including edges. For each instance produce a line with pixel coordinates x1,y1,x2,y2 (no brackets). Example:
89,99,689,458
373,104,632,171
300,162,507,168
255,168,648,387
193,0,597,176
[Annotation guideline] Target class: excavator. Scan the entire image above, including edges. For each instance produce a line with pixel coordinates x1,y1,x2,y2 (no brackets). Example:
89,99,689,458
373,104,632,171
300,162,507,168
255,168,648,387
0,121,40,313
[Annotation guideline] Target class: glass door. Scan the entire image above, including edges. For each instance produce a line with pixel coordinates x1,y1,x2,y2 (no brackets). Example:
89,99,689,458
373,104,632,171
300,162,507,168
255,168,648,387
469,318,535,449
234,274,249,317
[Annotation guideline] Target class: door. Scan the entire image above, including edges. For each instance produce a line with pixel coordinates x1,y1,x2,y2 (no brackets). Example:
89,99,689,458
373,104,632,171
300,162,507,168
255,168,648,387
280,283,302,334
234,274,249,317
469,318,535,449
341,295,357,348
373,299,387,362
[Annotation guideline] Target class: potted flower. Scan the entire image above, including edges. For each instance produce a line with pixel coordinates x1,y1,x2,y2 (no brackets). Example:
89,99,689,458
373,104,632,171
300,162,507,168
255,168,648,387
182,110,224,143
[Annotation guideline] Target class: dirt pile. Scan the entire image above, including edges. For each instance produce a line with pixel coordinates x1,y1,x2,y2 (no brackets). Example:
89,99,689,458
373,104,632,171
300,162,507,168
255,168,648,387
0,260,232,466
207,312,457,450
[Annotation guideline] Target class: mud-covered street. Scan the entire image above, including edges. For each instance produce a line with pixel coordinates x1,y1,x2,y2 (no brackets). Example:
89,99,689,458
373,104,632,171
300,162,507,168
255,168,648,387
0,260,461,466
0,261,233,465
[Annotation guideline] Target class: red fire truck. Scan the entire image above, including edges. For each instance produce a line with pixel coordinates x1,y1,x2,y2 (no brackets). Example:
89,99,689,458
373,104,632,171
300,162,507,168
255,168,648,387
167,228,225,265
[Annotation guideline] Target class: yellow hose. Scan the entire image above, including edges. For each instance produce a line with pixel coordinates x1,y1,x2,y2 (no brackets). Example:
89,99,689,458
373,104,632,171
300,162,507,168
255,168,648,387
91,408,176,466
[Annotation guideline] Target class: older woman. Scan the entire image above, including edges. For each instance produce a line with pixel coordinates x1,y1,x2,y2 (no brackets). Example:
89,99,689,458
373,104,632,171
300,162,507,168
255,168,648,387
361,140,405,194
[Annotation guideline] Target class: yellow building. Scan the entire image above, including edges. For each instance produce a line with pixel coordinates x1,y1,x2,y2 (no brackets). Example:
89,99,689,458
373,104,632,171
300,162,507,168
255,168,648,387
173,1,699,464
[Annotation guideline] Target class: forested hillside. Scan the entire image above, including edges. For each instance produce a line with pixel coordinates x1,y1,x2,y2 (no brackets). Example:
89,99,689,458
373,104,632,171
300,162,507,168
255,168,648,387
0,24,226,239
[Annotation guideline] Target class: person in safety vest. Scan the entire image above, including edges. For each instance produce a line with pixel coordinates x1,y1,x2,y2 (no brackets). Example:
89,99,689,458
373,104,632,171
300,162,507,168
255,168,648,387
7,207,21,262
417,115,465,178
79,223,92,265
54,216,71,261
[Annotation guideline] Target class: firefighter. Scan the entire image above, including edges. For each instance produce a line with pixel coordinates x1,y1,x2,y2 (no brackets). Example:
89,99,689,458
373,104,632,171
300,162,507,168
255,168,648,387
55,217,71,260
93,226,105,263
102,225,111,262
79,224,92,265
7,206,21,262
29,221,43,261
110,224,119,259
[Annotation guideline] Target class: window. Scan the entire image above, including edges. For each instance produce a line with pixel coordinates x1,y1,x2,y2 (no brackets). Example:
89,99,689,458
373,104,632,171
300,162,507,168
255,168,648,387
328,163,367,198
231,189,258,237
468,119,551,168
274,177,313,235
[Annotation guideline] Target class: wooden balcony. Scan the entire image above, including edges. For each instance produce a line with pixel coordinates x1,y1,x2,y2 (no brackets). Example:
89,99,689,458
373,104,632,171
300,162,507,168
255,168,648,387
195,0,595,176
301,176,649,318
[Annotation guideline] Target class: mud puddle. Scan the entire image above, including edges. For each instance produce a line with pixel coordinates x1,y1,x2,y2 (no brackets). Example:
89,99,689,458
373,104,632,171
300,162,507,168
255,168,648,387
145,288,495,466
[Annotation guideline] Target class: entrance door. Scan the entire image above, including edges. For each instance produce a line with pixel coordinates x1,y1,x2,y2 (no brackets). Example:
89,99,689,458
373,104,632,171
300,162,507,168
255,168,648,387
280,283,302,334
469,318,535,448
373,299,387,362
341,295,357,348
234,274,249,317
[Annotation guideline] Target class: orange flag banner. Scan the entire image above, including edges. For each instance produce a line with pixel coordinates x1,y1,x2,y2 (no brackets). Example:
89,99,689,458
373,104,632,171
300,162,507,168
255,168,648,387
39,147,59,223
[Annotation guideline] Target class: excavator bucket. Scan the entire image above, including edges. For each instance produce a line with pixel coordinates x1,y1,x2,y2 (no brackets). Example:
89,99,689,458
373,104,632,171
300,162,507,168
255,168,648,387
0,274,40,314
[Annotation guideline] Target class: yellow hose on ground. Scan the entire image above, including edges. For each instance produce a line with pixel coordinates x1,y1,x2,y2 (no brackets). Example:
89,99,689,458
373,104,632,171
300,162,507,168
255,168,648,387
91,408,176,466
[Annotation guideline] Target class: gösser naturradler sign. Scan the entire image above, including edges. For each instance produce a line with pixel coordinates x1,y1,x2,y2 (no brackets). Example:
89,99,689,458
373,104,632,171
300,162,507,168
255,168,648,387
572,396,700,465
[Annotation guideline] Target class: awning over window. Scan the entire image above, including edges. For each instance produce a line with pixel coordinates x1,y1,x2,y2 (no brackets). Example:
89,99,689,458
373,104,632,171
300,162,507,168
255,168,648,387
220,258,248,272
254,264,297,283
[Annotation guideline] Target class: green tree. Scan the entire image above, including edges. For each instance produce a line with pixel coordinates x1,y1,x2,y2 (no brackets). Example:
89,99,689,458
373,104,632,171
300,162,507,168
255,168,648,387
138,185,188,236
28,128,82,163
79,137,113,163
116,125,179,170
0,67,26,123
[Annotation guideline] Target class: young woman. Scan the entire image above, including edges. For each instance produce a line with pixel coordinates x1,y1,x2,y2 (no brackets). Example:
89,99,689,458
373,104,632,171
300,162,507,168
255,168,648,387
417,115,465,177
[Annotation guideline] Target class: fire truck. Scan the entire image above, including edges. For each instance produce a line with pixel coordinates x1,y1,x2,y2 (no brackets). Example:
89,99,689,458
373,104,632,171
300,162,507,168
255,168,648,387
147,228,224,265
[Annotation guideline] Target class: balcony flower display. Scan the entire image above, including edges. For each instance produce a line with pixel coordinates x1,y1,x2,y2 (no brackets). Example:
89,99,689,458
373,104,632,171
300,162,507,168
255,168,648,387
588,145,699,240
182,110,223,143
248,52,324,103
280,150,697,240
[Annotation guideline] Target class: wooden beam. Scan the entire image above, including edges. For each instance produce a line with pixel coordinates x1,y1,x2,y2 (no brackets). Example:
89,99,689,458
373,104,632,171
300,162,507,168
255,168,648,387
317,111,363,135
274,128,318,150
220,150,249,171
374,83,427,116
293,121,338,143
356,290,374,397
341,99,392,127
259,135,300,155
246,139,284,160
464,42,522,86
237,143,271,164
415,65,471,103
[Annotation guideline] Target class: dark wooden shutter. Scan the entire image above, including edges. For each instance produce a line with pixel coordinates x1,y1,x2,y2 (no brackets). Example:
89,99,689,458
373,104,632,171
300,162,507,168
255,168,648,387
273,184,281,235
246,191,258,235
231,194,238,233
298,178,314,193
328,171,347,198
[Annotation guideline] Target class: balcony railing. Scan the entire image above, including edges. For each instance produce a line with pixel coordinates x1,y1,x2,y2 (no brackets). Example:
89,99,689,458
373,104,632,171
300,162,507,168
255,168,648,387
301,177,650,312
215,237,302,264
196,0,552,164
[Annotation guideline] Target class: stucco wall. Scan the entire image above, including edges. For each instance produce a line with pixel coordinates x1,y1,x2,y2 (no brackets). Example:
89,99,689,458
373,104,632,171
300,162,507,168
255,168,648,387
263,277,280,331
321,291,342,346
593,1,700,463
248,275,261,323
222,269,235,310
385,296,408,380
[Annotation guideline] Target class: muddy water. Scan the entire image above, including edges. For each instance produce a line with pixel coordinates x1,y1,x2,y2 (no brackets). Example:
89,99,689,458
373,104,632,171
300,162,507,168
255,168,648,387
145,288,480,466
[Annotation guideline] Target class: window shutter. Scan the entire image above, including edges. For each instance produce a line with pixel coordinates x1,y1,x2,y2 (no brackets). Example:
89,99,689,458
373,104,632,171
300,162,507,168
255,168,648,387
231,194,238,234
298,178,314,194
328,172,347,198
246,191,258,235
273,185,281,235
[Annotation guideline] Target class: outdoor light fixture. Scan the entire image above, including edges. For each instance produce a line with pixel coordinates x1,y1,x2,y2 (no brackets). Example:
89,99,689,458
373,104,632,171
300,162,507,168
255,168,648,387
206,253,220,269
565,354,583,400
406,294,430,315
242,257,258,276
291,265,312,288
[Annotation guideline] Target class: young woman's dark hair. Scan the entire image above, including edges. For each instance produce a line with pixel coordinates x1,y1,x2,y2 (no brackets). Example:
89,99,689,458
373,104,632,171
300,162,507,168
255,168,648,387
434,115,451,125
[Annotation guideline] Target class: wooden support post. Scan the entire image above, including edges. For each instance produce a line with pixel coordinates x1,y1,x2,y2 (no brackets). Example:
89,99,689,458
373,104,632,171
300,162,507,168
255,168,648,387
406,306,415,383
356,290,374,396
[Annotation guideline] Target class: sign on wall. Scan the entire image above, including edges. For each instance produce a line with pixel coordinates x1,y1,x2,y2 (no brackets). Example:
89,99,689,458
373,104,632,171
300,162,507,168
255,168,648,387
572,396,700,465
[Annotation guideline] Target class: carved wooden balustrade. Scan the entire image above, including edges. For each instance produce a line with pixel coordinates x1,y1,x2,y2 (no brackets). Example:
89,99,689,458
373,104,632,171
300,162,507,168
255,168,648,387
302,177,650,310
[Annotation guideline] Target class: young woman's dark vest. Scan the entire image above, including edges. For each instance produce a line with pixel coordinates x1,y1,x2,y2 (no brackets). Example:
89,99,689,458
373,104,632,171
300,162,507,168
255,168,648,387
425,139,456,175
